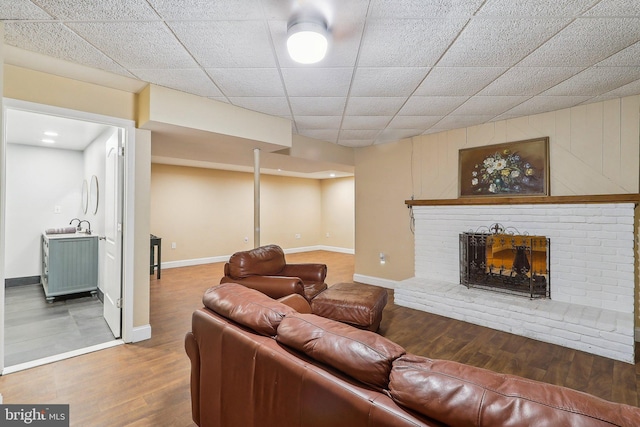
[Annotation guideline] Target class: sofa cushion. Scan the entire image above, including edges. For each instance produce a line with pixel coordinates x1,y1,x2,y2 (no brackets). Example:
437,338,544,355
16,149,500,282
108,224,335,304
276,313,405,389
227,244,286,278
389,354,640,427
203,283,295,336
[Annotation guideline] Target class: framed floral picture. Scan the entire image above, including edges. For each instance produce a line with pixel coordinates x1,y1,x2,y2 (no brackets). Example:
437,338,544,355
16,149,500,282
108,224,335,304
459,137,549,198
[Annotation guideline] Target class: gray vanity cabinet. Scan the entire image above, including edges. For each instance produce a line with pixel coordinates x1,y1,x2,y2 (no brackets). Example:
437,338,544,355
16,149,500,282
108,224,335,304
41,234,98,302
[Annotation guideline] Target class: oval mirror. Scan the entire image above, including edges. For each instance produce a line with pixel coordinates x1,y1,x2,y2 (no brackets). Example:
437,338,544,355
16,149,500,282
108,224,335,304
81,179,89,214
90,175,99,215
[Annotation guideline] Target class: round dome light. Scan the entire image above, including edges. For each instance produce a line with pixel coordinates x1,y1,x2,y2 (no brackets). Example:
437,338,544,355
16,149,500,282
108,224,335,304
287,21,328,64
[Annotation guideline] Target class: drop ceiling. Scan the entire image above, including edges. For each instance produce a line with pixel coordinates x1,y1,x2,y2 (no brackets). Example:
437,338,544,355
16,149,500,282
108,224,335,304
2,0,640,149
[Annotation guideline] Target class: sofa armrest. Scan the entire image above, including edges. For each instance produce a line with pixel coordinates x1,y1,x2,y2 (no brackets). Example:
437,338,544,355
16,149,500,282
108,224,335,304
281,263,327,283
277,293,312,313
220,275,305,300
184,331,200,426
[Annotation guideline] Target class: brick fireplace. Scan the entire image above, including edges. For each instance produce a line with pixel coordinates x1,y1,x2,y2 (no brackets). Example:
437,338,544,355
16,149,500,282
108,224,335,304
397,196,638,363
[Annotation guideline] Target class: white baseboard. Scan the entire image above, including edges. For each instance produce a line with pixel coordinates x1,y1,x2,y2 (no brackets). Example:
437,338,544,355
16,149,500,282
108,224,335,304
162,255,229,269
131,324,152,343
162,246,355,270
353,274,398,289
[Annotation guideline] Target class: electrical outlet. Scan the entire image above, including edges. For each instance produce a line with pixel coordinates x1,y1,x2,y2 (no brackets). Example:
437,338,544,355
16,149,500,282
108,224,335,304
295,234,301,239
54,205,62,214
171,242,177,249
326,232,330,238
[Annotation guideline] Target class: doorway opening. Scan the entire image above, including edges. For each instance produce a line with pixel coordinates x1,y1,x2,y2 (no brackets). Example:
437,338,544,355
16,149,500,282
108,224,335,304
1,100,132,373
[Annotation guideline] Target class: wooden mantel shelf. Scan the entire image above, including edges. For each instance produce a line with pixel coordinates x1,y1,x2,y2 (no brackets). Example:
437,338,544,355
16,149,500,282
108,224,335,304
406,194,640,206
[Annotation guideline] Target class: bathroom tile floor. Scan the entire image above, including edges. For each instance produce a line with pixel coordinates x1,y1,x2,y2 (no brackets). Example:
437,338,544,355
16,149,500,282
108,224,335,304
4,283,115,367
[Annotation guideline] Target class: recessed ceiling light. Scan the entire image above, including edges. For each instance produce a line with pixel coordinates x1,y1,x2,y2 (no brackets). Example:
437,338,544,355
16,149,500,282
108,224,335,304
42,138,55,144
44,131,58,136
329,173,336,177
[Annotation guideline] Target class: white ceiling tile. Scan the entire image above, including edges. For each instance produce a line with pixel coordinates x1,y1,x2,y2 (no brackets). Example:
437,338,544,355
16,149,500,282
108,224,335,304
439,18,570,67
452,96,530,116
149,0,263,20
298,129,339,143
477,0,597,17
295,116,343,129
597,41,640,67
261,0,369,27
542,67,640,96
340,129,381,140
519,18,640,67
341,116,392,129
282,68,353,97
415,67,507,96
376,128,424,141
399,96,469,115
503,96,593,116
206,68,285,97
228,97,292,118
68,21,197,69
4,22,131,75
478,67,584,96
388,115,442,129
350,67,428,97
430,115,496,130
583,0,640,16
169,20,275,68
1,0,52,19
586,79,640,103
35,0,158,20
345,97,407,115
290,97,346,115
358,18,468,67
370,0,484,18
131,69,223,97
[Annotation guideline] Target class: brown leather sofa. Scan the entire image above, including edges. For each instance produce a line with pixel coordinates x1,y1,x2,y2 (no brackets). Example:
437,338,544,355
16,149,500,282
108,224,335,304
220,244,328,301
185,283,640,427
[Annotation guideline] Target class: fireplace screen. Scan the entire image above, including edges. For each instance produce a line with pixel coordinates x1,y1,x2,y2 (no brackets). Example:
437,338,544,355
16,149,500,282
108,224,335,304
460,226,550,299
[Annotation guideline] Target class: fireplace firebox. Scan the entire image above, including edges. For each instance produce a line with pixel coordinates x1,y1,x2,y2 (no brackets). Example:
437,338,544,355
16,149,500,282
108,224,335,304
460,224,550,299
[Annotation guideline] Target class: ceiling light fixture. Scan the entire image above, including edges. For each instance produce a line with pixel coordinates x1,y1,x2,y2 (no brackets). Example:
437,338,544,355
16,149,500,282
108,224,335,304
287,19,328,64
42,138,55,144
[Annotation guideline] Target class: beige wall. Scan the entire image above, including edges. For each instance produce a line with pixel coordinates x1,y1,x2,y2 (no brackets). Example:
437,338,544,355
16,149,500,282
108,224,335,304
4,65,136,121
355,95,640,281
354,140,415,281
321,177,355,249
150,164,354,262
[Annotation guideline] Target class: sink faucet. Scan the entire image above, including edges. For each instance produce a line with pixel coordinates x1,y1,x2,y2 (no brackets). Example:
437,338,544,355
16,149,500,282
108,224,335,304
69,218,81,229
78,220,92,234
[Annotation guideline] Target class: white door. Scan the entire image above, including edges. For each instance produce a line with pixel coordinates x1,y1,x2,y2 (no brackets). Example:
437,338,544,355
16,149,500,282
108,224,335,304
103,129,123,338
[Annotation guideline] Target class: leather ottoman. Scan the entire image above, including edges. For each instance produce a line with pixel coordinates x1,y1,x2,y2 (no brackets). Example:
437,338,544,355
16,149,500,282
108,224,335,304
311,282,388,331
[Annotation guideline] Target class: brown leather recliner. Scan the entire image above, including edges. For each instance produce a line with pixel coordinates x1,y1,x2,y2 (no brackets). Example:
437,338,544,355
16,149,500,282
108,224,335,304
220,244,328,301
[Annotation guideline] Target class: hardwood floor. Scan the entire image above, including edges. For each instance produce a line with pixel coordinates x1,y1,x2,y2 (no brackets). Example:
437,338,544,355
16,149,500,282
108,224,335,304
0,251,638,426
